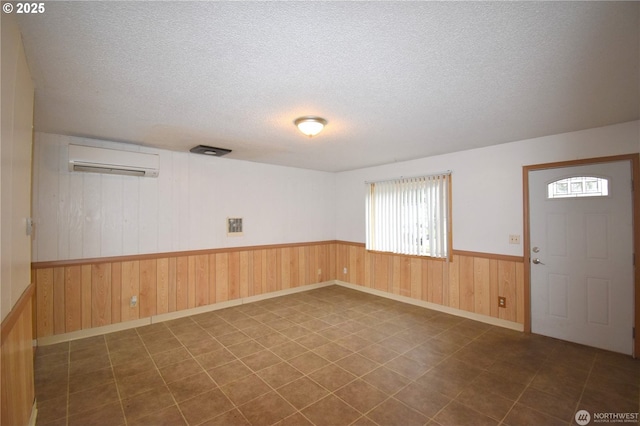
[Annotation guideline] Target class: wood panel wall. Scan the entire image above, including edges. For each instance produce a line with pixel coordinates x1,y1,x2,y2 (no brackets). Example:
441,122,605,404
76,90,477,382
1,286,35,426
335,242,525,324
32,242,336,338
33,240,525,340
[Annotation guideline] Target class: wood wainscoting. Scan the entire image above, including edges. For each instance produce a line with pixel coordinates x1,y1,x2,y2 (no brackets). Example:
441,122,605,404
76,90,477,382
335,242,525,325
1,284,35,426
32,240,525,341
32,242,336,339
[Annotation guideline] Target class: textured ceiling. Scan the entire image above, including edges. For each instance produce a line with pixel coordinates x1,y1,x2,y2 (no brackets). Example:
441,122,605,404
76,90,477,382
16,1,640,172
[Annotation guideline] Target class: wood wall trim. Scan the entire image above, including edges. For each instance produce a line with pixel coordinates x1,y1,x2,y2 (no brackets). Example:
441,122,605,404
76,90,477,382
33,241,525,269
633,155,640,357
335,240,365,247
1,283,34,345
523,165,532,333
524,153,640,171
366,249,447,262
334,241,523,263
32,240,338,269
451,250,523,263
1,291,35,426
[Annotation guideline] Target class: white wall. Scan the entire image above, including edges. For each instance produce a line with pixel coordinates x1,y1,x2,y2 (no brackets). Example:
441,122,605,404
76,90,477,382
1,14,34,321
32,121,640,263
32,133,336,262
335,121,640,257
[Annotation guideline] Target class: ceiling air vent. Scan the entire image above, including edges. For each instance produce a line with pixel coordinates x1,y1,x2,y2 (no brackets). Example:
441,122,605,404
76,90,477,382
190,145,232,157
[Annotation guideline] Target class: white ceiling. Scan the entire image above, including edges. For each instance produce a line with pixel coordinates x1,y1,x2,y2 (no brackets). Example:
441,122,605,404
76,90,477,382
16,1,640,172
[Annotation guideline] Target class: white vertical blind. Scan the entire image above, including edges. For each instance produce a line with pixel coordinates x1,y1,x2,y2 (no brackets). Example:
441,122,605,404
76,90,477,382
366,173,450,258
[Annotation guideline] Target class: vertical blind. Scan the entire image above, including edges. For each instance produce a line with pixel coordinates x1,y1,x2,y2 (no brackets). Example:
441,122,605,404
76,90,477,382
365,173,451,258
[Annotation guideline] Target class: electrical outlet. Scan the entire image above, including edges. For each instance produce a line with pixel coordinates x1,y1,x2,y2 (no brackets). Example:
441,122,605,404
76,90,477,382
509,234,521,244
343,267,348,274
498,296,506,308
317,268,322,275
130,296,137,307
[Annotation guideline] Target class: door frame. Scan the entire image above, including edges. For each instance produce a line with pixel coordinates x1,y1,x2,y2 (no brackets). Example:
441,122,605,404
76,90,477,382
523,153,640,357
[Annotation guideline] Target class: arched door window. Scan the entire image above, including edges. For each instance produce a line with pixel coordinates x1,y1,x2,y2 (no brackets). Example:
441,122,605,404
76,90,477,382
547,176,609,199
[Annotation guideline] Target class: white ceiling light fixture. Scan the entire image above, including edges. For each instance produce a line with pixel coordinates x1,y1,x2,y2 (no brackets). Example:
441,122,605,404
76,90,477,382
294,116,327,137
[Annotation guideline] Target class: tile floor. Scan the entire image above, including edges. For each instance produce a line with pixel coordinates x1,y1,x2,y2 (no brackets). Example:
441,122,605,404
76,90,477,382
34,285,639,426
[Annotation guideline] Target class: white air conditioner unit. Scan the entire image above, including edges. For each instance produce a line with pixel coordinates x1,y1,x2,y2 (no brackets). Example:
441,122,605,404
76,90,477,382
68,144,159,177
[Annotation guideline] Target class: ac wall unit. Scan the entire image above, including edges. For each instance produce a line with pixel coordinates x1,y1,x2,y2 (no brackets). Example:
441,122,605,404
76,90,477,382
68,144,159,177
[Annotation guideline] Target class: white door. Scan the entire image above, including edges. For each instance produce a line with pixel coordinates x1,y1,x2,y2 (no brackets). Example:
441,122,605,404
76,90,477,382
529,161,634,355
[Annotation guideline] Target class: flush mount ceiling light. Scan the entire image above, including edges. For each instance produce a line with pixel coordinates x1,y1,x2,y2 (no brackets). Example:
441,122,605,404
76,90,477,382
294,116,327,137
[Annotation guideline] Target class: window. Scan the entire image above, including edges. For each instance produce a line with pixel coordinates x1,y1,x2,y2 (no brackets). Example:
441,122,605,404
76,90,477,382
366,173,451,258
547,176,609,199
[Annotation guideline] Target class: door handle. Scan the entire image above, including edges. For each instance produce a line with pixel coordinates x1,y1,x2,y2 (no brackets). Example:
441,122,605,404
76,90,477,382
532,258,545,265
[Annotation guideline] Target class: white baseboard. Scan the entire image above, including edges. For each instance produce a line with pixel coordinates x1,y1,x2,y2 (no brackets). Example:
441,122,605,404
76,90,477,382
36,280,336,346
151,299,244,323
151,280,335,324
242,281,335,304
37,318,151,346
334,280,524,332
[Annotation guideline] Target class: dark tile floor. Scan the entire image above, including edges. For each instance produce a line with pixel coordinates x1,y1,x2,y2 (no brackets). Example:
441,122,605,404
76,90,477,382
34,285,639,426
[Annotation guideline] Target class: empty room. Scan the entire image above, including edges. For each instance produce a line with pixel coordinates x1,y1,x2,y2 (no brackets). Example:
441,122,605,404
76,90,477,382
2,2,639,425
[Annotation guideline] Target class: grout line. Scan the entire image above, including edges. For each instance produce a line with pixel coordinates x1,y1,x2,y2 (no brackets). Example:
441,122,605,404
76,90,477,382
66,345,70,426
38,286,625,426
497,339,568,426
137,323,192,426
224,309,307,423
229,294,373,424
571,351,597,424
104,335,129,426
199,321,264,426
